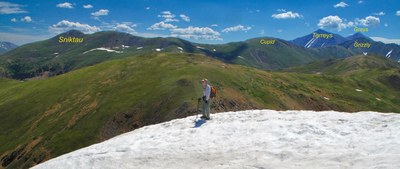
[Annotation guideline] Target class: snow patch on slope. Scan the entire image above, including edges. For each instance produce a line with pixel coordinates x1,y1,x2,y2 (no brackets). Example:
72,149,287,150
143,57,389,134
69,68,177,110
83,48,123,54
305,38,317,48
386,49,393,58
33,110,400,169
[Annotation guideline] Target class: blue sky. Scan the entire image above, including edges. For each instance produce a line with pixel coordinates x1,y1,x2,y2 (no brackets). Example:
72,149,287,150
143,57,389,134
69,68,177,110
0,0,399,45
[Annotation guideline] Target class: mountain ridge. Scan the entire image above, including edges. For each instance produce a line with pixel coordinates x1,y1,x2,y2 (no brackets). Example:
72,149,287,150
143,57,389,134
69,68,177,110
0,29,399,80
0,42,18,54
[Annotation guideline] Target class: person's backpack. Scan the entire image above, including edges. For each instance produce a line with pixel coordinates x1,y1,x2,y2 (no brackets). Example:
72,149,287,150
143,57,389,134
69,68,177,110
210,86,217,98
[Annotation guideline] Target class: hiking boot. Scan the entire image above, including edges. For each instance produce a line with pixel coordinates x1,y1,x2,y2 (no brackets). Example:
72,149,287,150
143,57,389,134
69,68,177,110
200,115,207,119
205,117,211,120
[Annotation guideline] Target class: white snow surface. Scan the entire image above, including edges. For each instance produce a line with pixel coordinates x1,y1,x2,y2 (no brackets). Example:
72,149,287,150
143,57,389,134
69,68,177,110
32,110,400,169
83,48,123,54
386,50,393,58
305,38,317,48
196,46,205,49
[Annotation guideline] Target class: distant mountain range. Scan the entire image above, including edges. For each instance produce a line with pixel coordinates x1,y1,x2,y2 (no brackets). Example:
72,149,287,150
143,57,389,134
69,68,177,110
0,42,18,54
0,29,399,79
0,30,399,168
292,29,347,48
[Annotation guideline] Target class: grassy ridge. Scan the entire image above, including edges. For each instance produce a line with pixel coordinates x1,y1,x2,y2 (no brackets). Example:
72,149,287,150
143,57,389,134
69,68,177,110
0,53,399,168
0,30,366,80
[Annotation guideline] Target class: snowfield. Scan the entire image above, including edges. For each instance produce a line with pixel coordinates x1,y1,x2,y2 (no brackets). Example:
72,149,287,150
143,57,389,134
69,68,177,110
32,110,400,169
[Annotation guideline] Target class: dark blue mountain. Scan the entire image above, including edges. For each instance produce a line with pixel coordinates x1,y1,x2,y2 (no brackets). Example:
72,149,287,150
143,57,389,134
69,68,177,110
291,29,347,48
0,42,18,54
346,33,373,41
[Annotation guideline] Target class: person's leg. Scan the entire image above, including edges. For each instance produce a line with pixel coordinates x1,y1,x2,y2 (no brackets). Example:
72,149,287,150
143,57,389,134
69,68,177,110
205,99,211,119
201,100,206,117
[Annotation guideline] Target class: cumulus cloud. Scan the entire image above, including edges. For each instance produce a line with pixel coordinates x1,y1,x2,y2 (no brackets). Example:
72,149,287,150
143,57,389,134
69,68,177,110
334,2,349,8
397,11,400,16
158,11,179,22
91,9,109,17
113,23,137,34
10,16,32,22
318,15,381,31
372,12,385,16
371,37,400,45
180,14,190,22
20,16,32,22
355,16,380,26
83,4,93,9
56,2,74,9
222,25,252,33
317,15,348,31
272,11,302,19
0,1,27,14
49,20,100,34
170,26,222,41
147,21,177,30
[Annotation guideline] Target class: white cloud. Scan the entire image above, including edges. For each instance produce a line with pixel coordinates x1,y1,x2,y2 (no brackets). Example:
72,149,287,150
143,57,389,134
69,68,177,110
277,29,283,33
170,26,222,41
83,4,93,9
277,9,286,12
0,1,27,14
371,37,400,45
10,18,17,22
317,15,348,31
372,12,385,16
318,15,380,31
158,11,179,22
147,21,177,30
384,23,388,27
146,7,150,10
49,20,100,34
210,24,218,27
272,11,302,19
113,23,137,34
91,9,109,17
397,11,400,16
334,2,349,8
180,14,190,22
355,16,380,26
222,25,252,33
56,2,74,9
20,16,32,22
358,1,363,4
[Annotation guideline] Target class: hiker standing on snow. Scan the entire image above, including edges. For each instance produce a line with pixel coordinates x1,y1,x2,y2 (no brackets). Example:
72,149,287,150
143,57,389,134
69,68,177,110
200,79,211,120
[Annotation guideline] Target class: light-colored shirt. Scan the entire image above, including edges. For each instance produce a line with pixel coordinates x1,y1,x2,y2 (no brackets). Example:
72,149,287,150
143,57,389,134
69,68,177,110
203,84,211,101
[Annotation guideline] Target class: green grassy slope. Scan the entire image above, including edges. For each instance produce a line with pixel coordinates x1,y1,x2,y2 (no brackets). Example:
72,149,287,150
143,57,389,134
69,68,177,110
286,55,400,75
0,30,361,80
0,53,399,168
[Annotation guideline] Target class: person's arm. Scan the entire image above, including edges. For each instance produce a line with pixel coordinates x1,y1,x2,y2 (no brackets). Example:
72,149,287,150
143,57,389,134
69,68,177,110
205,85,211,101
